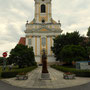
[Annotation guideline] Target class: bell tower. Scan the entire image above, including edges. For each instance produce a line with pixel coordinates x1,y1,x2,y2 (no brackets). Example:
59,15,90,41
34,0,52,23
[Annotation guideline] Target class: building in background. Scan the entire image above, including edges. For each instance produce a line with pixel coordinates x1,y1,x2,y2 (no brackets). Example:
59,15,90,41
19,0,62,65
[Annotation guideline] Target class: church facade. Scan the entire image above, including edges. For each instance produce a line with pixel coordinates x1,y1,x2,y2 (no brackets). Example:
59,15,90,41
21,0,62,65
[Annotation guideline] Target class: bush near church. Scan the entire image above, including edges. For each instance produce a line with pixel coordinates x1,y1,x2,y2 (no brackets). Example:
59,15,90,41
87,27,90,59
1,66,37,78
52,31,84,61
87,26,90,38
59,45,87,63
52,31,90,63
51,65,90,77
8,44,37,68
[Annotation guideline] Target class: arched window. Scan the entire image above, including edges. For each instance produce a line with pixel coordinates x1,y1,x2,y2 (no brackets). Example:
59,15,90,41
42,37,46,46
28,38,32,47
41,4,46,13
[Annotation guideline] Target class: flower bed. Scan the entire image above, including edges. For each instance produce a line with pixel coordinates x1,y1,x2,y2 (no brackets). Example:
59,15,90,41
16,73,28,80
51,65,90,77
63,72,75,79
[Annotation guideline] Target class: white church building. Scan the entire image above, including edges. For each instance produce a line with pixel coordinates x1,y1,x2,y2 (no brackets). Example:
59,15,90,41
19,0,62,65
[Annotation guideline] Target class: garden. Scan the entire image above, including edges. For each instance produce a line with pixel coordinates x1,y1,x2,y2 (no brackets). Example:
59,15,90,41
0,66,37,78
51,27,90,77
51,65,90,77
0,44,37,79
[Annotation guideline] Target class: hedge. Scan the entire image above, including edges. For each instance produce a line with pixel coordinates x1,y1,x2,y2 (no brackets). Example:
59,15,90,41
51,65,90,77
1,66,37,78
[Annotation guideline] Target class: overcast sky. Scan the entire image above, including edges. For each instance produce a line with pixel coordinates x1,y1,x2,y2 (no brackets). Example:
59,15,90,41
0,0,90,56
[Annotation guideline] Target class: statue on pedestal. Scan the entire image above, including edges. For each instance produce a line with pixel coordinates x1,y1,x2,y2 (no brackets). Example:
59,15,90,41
41,49,50,80
42,50,48,73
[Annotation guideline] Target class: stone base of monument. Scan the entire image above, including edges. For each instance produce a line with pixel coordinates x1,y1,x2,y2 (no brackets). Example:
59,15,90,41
41,73,51,80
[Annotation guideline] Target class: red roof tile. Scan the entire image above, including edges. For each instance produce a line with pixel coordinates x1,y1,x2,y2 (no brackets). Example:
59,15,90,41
18,37,26,45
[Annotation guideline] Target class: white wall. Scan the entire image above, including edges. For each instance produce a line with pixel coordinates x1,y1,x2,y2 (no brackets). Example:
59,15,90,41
47,37,50,55
32,37,35,54
47,56,56,62
35,55,56,65
26,38,28,46
37,37,40,55
35,56,41,63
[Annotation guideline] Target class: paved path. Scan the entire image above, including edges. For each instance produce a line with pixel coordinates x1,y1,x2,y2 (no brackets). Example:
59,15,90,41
1,67,90,89
1,80,90,90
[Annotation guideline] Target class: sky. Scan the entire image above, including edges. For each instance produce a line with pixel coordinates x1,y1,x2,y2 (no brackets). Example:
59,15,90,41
0,0,90,57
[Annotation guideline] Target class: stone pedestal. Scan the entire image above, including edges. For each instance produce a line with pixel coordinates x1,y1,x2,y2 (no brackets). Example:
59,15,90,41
41,73,51,80
41,49,51,80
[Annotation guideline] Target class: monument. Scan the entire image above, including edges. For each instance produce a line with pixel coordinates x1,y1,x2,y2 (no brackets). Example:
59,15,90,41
41,49,50,80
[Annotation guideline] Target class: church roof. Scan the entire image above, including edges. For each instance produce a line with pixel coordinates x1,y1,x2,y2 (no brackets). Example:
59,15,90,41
28,18,58,24
29,20,34,24
51,19,57,24
18,37,26,45
25,27,62,33
28,19,35,24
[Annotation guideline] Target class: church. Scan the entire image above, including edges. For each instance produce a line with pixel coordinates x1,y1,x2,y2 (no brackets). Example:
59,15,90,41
19,0,62,65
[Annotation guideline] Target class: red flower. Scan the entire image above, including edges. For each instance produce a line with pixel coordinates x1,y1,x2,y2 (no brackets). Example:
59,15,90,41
64,72,72,75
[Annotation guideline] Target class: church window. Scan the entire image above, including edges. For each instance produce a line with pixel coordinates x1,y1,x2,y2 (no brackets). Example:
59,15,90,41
42,19,45,23
42,37,46,46
28,38,32,46
41,4,46,13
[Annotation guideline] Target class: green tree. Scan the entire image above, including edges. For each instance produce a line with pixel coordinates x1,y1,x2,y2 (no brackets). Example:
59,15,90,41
87,26,90,38
85,27,90,59
60,45,87,63
52,31,84,60
9,44,36,68
87,46,90,60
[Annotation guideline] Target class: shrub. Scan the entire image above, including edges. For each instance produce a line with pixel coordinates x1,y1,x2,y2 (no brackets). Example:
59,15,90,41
8,44,36,68
60,45,87,63
52,31,84,61
51,65,90,77
1,66,37,78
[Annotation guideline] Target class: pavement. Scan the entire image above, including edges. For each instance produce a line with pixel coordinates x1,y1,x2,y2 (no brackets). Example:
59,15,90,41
1,66,90,89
